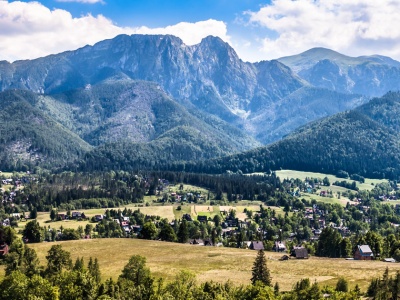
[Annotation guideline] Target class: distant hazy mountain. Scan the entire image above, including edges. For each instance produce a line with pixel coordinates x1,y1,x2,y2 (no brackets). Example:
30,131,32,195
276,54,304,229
0,35,368,144
278,47,400,97
187,92,400,179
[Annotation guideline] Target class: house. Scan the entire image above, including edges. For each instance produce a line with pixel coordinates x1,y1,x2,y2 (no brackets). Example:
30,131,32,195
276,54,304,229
250,241,264,251
57,213,67,220
291,247,309,259
225,216,238,227
182,214,192,221
273,241,286,252
131,225,142,233
354,245,374,260
197,215,208,222
95,215,104,222
71,212,82,219
0,243,9,257
11,213,21,219
189,239,204,246
384,258,396,263
122,225,131,233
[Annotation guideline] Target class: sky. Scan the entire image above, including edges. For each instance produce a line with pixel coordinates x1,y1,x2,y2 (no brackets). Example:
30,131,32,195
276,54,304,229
2,0,400,63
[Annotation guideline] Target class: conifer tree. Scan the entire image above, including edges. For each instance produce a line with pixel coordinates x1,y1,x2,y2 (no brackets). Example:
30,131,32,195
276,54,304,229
88,257,101,284
73,257,85,272
177,220,189,243
251,249,272,286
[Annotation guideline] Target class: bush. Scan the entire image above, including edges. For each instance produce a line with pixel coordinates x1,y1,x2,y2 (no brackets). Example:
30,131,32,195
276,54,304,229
335,277,349,292
336,170,349,179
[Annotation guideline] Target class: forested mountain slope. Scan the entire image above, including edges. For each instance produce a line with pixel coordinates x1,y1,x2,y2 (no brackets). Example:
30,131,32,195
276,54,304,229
179,92,400,179
0,80,259,171
0,90,91,171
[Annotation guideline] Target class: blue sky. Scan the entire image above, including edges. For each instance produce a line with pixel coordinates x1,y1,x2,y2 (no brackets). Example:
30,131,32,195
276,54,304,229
43,0,265,27
2,0,400,63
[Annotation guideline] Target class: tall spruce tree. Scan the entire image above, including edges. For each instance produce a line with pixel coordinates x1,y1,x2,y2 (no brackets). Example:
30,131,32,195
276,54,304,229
177,220,189,243
251,249,272,286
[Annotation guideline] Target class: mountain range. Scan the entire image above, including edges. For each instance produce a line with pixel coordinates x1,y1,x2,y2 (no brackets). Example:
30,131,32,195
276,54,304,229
1,34,400,176
181,91,400,179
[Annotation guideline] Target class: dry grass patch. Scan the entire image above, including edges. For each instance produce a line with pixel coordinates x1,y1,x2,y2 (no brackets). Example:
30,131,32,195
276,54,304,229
168,184,209,195
25,239,400,292
220,205,262,220
133,206,175,220
301,193,354,207
191,205,214,216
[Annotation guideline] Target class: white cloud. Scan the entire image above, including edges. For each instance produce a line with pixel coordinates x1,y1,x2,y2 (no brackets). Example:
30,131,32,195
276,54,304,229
246,0,400,60
0,1,229,62
135,20,230,46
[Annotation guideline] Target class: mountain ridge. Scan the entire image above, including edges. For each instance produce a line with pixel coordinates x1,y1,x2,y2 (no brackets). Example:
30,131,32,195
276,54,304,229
0,34,370,145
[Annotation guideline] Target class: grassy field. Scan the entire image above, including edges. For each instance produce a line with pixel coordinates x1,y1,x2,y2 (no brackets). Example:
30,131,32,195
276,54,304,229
168,184,210,196
25,202,274,232
275,170,386,191
2,238,395,292
300,193,353,207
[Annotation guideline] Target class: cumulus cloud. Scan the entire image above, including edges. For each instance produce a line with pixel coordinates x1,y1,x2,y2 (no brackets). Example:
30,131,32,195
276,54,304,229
0,1,229,62
246,0,400,60
135,20,229,46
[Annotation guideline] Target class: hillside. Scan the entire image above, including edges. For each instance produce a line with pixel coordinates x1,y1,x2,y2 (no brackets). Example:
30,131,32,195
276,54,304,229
79,125,251,171
0,34,370,144
0,80,259,171
47,79,258,150
0,90,91,171
182,92,400,179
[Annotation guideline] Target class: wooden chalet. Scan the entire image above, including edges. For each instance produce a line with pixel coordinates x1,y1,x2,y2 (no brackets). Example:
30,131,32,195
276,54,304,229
250,241,264,251
291,247,309,259
354,245,373,260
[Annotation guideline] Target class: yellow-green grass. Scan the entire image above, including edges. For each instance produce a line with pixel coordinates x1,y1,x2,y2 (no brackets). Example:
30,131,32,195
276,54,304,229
275,170,386,191
168,184,210,196
7,238,398,292
220,205,262,220
173,204,192,219
143,195,159,203
0,171,24,177
301,193,352,206
385,200,400,206
1,184,14,192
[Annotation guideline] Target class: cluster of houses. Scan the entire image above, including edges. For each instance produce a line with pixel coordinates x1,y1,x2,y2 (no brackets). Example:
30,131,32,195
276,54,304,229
57,211,88,221
111,216,141,234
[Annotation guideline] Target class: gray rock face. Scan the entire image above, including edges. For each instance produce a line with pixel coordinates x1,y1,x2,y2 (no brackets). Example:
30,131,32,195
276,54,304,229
0,35,370,144
278,47,400,97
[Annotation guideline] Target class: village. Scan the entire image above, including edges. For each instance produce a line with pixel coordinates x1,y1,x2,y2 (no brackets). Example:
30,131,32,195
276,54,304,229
2,170,400,265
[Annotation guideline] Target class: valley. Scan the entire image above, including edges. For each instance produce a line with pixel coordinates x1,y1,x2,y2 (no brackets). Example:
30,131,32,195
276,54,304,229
2,33,400,299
